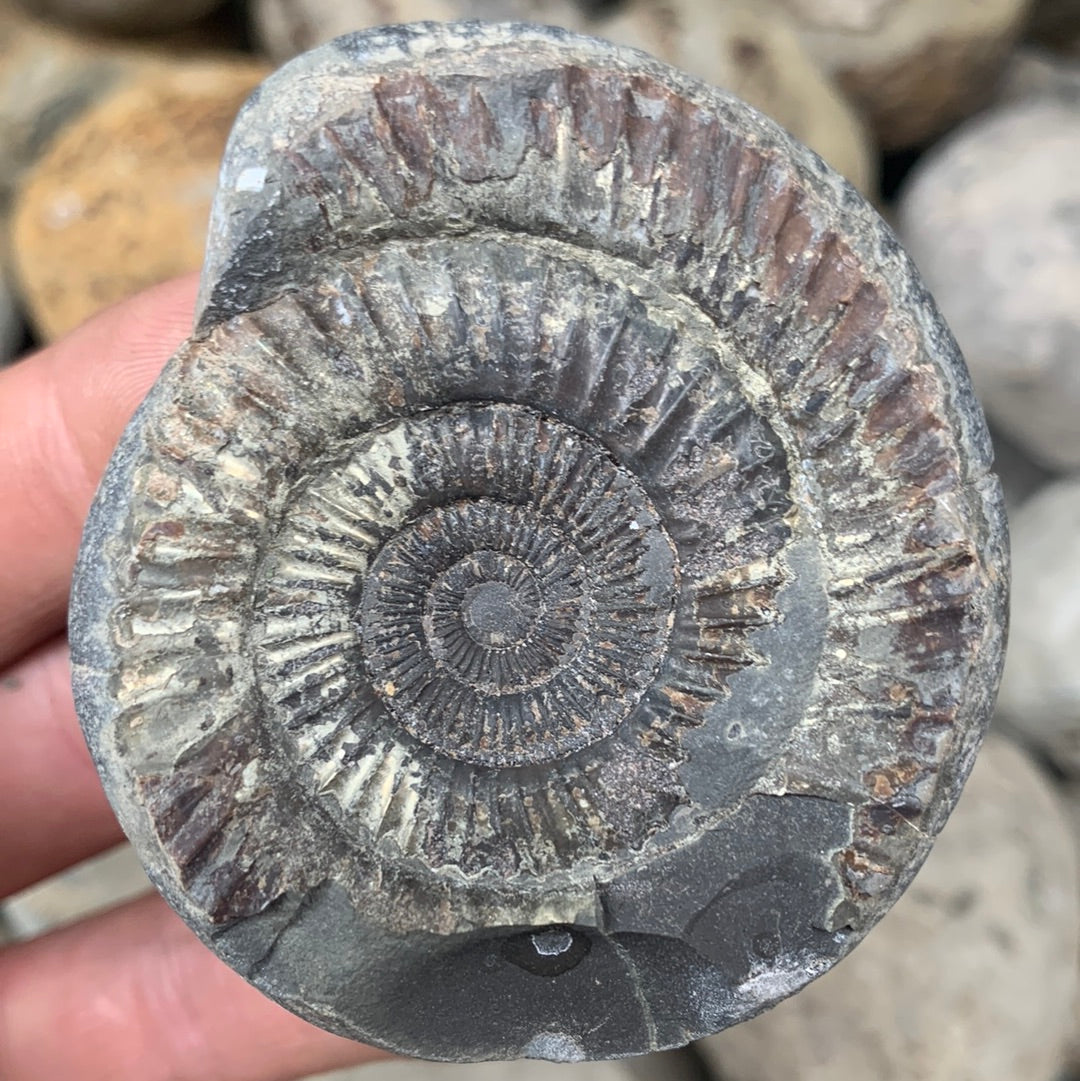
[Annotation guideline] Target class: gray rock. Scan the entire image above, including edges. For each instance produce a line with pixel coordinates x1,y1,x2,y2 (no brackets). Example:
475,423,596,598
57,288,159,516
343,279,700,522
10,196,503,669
995,47,1080,105
697,735,1080,1081
1053,781,1080,1076
1,844,149,938
899,95,1080,472
251,0,590,61
70,22,1006,1062
997,479,1080,772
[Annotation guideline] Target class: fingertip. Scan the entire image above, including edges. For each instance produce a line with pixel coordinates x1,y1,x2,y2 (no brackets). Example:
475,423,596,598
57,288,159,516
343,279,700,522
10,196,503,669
0,895,387,1081
0,275,200,667
43,273,200,465
0,637,124,898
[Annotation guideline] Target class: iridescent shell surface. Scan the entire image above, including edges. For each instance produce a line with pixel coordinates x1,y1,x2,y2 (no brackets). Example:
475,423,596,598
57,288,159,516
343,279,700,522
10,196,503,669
70,22,1008,1062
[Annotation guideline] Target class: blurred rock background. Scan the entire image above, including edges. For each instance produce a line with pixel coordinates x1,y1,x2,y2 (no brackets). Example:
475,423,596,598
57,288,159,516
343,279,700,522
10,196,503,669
3,0,1080,1079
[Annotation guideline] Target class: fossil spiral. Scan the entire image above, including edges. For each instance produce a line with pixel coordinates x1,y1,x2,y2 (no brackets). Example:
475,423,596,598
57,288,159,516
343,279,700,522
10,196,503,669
70,22,1008,1062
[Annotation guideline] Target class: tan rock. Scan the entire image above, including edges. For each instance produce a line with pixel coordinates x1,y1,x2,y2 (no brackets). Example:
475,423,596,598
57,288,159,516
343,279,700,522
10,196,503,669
251,0,590,63
11,58,269,340
776,0,1033,148
697,735,1080,1081
0,1,135,211
0,0,250,215
1,844,149,938
14,0,225,34
897,94,1080,471
590,0,875,192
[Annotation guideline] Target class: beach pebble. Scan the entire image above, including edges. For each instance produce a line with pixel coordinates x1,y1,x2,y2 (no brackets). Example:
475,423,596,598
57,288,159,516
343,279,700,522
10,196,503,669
0,2,134,212
0,0,248,215
11,58,269,340
251,0,590,63
1056,781,1080,1075
898,95,1080,471
697,735,1080,1081
776,0,1033,148
995,46,1080,103
997,480,1080,772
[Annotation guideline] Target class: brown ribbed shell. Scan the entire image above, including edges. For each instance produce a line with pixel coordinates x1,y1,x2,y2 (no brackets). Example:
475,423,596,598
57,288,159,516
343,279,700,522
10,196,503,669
70,22,1007,1063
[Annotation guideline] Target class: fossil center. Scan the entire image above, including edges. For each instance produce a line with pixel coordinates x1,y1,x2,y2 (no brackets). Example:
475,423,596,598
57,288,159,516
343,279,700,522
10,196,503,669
461,579,530,646
432,551,548,656
353,405,679,767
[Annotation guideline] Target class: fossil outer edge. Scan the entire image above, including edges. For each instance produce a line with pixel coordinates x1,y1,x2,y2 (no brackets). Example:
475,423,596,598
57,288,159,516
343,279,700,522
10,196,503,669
69,23,1009,1063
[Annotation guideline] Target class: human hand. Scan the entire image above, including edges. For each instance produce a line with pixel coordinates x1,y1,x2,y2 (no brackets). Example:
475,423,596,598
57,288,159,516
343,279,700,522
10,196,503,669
0,277,387,1081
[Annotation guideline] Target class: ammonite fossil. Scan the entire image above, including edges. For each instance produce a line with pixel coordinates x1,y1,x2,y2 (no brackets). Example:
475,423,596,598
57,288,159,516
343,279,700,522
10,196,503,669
70,22,1008,1062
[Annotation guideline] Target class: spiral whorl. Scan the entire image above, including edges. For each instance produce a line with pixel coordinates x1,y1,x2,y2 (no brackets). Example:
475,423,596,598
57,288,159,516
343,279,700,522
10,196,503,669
70,23,1008,1064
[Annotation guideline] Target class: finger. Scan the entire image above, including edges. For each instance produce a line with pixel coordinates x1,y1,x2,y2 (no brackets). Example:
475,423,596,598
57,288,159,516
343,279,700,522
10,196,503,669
0,893,386,1081
0,636,123,898
0,275,198,670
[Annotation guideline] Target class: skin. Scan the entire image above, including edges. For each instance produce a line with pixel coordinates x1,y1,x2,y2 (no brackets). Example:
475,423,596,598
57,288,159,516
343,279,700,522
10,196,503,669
0,276,387,1081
